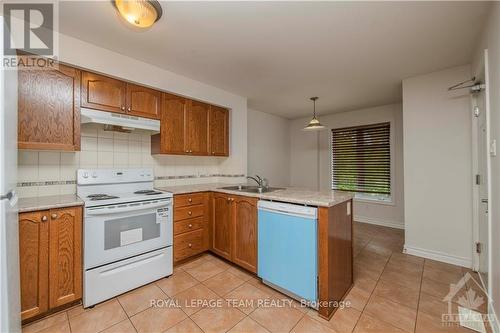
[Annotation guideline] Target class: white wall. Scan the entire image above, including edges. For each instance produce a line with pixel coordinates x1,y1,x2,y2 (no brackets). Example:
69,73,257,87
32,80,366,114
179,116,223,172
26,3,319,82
17,32,248,197
472,2,500,328
402,65,473,267
247,109,290,187
289,103,405,229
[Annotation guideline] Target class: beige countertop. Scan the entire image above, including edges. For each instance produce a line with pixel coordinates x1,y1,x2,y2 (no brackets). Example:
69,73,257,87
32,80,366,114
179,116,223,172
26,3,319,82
18,194,84,213
156,183,353,207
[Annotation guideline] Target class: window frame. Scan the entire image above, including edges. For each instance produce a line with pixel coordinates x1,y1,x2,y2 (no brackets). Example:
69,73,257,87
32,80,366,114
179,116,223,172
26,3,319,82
330,120,395,205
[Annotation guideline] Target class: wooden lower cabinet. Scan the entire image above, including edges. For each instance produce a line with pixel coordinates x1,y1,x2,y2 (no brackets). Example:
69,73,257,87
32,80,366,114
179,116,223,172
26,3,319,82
19,206,82,321
212,193,257,273
232,196,257,272
212,193,232,260
173,193,210,262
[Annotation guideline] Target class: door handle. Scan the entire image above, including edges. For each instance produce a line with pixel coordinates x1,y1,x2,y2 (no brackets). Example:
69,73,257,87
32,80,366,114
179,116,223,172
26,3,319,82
481,199,488,203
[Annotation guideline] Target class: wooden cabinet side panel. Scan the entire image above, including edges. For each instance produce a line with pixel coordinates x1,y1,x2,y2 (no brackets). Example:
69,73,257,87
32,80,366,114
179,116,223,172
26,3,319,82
126,83,161,119
186,100,209,155
18,62,80,151
48,207,82,308
19,211,49,320
212,193,232,260
232,196,257,273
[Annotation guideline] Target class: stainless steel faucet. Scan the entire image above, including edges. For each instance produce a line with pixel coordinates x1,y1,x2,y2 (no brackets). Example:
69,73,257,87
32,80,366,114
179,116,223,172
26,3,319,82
246,175,268,189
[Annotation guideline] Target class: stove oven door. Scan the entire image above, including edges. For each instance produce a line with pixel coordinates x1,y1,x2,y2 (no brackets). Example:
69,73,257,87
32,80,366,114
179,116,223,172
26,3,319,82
84,198,172,269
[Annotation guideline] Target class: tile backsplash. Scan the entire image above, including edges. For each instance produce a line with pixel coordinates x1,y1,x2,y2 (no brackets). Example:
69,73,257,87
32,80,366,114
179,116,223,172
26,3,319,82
17,123,245,198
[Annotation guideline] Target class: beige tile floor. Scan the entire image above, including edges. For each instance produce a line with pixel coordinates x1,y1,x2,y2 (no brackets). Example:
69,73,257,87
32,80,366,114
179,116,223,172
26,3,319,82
23,222,491,333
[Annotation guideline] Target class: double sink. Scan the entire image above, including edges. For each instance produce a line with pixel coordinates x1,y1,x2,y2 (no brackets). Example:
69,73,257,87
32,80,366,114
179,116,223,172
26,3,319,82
218,185,284,194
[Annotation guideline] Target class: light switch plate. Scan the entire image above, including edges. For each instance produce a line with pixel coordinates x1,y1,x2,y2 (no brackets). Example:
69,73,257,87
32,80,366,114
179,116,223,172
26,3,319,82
490,139,497,157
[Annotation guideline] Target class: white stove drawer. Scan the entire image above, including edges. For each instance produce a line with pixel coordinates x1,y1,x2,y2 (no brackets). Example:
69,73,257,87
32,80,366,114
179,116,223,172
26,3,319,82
84,247,172,307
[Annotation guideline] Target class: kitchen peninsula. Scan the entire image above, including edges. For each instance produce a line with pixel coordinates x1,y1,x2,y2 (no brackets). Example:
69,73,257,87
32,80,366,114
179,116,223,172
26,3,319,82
158,183,354,320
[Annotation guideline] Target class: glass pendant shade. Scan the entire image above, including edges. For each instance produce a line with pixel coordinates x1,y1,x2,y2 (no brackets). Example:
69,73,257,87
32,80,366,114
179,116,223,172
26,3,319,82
303,97,325,131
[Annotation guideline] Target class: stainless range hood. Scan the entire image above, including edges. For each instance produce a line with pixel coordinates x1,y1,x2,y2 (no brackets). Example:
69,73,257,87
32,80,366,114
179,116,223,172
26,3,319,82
80,108,160,132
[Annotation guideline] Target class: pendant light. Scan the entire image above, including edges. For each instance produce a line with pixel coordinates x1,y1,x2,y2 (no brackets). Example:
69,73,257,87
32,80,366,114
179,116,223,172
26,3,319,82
303,97,325,131
113,0,163,28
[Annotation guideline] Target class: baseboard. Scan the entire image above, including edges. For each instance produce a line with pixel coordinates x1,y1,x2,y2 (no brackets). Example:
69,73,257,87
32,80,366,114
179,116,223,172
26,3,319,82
403,245,472,268
354,215,404,230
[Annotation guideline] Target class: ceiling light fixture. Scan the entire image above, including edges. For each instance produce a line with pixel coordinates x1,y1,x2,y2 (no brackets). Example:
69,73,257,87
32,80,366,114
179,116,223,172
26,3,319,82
303,97,325,131
113,0,163,28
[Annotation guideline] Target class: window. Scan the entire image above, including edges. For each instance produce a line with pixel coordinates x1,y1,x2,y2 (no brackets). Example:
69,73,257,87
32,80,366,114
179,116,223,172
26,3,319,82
331,122,391,195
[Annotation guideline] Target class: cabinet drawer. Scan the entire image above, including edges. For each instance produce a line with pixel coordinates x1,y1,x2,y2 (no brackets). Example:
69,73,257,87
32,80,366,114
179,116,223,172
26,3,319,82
174,217,205,235
174,229,204,262
174,205,204,221
174,193,206,208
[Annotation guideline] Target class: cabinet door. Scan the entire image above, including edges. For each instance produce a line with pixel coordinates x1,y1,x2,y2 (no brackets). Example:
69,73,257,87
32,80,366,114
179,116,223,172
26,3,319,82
151,93,187,154
19,211,49,320
126,83,161,119
232,196,258,273
212,193,232,260
18,62,81,151
185,100,209,155
48,207,82,308
81,71,126,113
209,106,229,156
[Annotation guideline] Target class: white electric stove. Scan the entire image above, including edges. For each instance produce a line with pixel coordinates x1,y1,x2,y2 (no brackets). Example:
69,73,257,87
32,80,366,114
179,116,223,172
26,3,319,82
77,168,173,307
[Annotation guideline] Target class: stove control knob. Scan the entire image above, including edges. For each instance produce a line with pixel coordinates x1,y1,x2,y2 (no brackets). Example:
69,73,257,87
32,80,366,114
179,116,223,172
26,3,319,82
92,172,97,178
83,172,89,179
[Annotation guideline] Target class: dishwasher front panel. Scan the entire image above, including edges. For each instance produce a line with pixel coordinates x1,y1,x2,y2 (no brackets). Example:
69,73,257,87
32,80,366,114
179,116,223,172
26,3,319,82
257,206,318,303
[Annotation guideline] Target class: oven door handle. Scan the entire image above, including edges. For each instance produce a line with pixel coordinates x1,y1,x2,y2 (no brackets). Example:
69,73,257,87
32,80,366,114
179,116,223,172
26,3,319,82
86,201,169,215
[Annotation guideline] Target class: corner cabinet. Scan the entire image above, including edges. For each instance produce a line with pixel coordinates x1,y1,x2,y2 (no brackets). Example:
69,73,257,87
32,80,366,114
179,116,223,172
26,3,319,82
152,93,230,156
19,206,82,321
212,193,257,273
18,61,81,151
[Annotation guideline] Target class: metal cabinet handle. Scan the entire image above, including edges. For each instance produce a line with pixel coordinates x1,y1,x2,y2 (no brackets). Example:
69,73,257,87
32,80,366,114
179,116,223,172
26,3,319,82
188,224,193,228
188,211,192,216
41,216,48,222
188,198,192,203
51,213,57,219
127,107,131,112
212,152,215,155
121,106,125,111
185,150,189,153
188,243,192,248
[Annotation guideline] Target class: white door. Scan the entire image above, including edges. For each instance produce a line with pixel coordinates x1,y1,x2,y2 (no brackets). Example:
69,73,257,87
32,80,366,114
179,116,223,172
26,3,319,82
0,16,21,333
473,49,491,292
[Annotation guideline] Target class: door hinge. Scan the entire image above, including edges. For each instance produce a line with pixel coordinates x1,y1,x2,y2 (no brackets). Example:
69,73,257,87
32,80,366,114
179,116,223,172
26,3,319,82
474,106,480,117
476,242,482,254
476,174,481,185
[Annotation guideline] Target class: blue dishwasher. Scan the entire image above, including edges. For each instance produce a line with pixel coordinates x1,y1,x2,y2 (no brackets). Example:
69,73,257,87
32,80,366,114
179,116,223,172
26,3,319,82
257,200,317,303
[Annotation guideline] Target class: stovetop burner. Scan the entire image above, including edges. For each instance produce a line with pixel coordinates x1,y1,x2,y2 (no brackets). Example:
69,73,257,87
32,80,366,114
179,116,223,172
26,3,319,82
87,194,120,201
134,190,163,195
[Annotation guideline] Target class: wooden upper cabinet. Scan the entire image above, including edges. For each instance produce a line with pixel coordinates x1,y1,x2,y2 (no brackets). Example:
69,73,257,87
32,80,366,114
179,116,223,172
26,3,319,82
19,211,49,321
232,196,258,273
48,207,82,308
186,100,210,155
151,93,186,155
18,61,81,151
126,83,161,119
212,193,232,260
209,106,229,156
81,71,126,113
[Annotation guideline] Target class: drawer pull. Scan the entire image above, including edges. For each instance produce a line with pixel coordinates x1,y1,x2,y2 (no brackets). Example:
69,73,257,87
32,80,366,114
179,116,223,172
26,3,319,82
41,215,48,222
188,224,193,228
188,211,192,216
51,213,57,219
188,198,192,203
188,243,192,248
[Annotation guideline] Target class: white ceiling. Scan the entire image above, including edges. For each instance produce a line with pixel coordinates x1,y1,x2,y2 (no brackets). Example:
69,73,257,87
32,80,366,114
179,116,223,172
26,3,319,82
59,1,490,119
